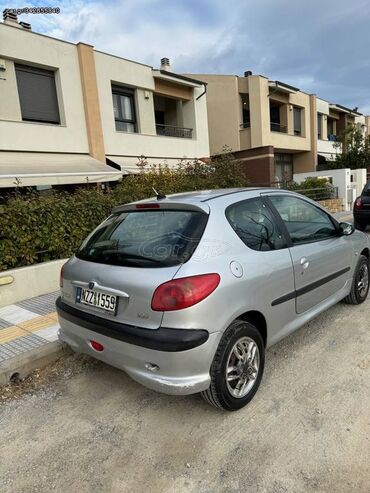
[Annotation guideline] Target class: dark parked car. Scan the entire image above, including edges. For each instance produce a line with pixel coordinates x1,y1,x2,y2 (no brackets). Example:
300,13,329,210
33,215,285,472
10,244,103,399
354,181,370,231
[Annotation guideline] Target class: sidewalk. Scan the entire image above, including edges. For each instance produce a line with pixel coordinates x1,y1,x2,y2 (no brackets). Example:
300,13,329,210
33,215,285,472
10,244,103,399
0,291,64,385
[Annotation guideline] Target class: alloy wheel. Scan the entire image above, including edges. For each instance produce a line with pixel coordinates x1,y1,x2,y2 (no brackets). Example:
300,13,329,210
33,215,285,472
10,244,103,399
357,263,369,298
225,336,260,398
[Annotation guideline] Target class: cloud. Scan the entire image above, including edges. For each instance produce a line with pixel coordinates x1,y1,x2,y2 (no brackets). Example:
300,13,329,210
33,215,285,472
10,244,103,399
2,0,369,113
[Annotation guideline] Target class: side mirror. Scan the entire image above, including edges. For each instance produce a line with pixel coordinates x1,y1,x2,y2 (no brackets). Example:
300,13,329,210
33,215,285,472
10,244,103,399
338,222,354,236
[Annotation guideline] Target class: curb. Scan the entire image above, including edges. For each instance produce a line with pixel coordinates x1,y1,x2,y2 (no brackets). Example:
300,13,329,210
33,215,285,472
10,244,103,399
0,340,71,386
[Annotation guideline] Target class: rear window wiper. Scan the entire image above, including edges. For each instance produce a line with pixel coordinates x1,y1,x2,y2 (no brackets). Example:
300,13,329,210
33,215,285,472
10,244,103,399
102,251,165,264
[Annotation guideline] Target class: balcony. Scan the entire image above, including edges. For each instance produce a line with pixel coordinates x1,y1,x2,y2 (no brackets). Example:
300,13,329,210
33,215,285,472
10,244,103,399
156,124,193,139
328,134,337,142
270,122,287,133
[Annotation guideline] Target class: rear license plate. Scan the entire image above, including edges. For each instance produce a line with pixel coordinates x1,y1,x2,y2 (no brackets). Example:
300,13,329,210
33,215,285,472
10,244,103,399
76,287,117,313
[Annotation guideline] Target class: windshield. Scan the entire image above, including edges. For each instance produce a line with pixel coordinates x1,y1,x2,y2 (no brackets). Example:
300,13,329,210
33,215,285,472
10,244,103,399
76,209,208,268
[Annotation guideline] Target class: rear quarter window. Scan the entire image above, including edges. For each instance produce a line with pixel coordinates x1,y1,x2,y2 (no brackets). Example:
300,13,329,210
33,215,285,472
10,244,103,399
226,198,286,251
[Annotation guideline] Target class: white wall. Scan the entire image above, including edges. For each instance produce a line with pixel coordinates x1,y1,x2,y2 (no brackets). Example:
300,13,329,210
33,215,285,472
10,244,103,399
316,98,329,115
0,23,89,153
316,97,341,159
317,139,341,160
294,168,367,211
95,51,210,160
0,259,67,308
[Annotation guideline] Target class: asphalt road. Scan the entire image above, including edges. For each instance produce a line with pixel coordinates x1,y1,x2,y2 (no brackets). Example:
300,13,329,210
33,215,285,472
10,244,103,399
1,280,369,493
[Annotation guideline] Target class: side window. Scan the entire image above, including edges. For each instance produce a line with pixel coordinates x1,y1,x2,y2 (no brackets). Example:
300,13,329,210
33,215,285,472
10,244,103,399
269,195,336,244
112,85,137,133
226,198,286,251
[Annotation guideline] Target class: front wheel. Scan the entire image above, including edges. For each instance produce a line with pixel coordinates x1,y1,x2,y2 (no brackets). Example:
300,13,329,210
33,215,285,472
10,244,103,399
202,320,265,411
343,255,369,305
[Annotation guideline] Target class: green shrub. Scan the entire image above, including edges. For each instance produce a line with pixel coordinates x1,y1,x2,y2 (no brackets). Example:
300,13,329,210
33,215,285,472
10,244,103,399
0,155,249,271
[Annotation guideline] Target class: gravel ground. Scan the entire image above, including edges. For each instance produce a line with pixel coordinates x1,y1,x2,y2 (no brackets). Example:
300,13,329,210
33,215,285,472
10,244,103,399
0,296,369,493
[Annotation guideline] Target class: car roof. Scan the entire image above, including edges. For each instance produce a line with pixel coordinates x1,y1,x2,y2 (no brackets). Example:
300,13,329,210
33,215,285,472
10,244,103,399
130,188,273,206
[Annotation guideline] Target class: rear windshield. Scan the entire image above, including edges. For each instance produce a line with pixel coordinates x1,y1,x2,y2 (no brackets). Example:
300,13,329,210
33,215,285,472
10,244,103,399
362,182,370,196
76,209,208,268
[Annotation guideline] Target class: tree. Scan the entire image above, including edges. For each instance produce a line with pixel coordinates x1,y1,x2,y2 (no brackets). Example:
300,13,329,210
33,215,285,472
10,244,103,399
328,124,370,170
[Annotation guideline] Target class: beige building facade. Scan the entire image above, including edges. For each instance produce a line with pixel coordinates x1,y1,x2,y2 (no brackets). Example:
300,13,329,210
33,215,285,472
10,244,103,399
0,13,209,188
190,72,317,185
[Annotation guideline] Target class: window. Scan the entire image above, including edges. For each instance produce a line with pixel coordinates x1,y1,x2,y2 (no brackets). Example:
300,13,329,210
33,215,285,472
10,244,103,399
112,85,137,133
77,209,208,268
269,195,337,244
270,100,282,132
327,117,336,140
226,198,286,251
317,113,322,139
293,107,302,136
15,64,60,124
241,94,250,128
274,153,293,183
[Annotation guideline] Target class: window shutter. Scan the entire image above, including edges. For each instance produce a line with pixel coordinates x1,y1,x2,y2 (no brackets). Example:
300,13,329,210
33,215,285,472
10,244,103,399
15,64,60,123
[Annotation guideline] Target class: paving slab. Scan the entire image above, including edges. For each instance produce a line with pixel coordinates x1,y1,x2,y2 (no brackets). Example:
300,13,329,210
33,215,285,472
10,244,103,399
0,291,64,385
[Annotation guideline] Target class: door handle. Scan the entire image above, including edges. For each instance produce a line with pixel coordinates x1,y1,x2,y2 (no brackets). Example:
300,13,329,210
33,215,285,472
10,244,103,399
300,257,310,270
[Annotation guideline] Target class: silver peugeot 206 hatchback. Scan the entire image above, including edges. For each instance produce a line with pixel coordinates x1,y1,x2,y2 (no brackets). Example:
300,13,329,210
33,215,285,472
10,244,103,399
57,188,370,411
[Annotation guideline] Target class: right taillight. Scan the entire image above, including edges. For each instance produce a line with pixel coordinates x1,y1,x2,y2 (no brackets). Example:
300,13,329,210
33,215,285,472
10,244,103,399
354,197,362,210
151,273,220,311
60,264,64,288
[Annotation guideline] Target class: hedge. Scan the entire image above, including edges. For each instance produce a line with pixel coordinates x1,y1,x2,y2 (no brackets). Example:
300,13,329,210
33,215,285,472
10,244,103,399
0,154,249,271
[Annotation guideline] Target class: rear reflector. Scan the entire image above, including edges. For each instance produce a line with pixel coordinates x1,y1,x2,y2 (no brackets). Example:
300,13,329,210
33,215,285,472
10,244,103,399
90,340,104,352
151,273,220,311
135,203,160,209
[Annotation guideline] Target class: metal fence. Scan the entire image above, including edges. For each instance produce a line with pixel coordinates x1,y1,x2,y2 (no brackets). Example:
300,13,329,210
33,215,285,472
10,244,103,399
156,124,193,139
268,182,339,201
295,186,338,201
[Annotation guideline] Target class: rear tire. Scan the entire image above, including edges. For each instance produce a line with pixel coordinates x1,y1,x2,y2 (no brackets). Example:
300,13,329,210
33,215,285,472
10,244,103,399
201,320,265,411
343,255,369,305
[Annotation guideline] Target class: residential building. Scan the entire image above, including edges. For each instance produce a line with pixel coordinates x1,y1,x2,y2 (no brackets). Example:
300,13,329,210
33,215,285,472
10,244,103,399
317,99,369,166
188,72,317,185
316,98,342,166
0,11,209,189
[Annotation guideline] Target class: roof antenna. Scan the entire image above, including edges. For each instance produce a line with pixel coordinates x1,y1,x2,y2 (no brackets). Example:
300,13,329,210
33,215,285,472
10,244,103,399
152,186,166,200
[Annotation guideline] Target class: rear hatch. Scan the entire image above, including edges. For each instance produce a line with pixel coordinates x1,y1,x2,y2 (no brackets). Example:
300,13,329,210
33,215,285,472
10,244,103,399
61,202,208,329
361,184,370,209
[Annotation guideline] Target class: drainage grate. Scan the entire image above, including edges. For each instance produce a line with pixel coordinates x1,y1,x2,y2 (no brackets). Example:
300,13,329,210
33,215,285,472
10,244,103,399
0,334,48,362
16,291,59,316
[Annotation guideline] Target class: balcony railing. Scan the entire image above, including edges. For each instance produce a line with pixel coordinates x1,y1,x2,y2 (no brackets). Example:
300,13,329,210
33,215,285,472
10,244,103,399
270,122,287,133
156,124,193,139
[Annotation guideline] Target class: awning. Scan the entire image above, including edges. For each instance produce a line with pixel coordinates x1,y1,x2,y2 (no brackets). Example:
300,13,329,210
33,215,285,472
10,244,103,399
107,155,183,174
0,152,122,188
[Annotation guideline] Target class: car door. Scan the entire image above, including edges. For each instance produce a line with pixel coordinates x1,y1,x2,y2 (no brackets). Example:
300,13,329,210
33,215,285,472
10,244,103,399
224,196,296,334
267,194,353,314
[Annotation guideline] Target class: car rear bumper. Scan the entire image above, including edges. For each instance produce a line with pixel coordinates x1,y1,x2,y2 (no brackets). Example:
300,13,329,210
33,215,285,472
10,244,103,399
354,210,370,223
56,297,221,395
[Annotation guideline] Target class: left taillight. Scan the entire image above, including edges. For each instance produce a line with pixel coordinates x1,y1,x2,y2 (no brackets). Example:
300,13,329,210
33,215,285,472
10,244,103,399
354,197,362,210
60,264,64,288
151,273,220,311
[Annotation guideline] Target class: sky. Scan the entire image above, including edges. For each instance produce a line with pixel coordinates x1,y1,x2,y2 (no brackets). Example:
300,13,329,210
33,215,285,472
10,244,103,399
2,0,370,113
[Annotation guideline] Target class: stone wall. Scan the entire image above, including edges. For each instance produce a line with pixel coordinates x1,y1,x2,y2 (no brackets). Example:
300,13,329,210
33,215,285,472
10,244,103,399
317,198,343,213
